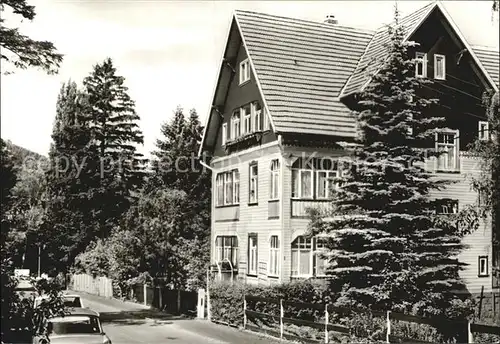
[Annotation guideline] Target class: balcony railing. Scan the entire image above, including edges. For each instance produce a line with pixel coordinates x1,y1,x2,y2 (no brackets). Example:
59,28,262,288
291,199,333,218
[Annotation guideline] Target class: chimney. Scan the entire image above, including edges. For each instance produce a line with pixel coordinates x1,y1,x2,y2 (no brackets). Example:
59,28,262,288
324,14,338,24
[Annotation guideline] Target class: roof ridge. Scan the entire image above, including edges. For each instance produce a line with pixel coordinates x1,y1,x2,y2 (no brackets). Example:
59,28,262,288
234,9,375,35
374,1,437,32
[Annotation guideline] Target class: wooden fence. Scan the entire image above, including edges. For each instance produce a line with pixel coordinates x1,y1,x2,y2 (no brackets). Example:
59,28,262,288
243,295,500,344
71,273,113,298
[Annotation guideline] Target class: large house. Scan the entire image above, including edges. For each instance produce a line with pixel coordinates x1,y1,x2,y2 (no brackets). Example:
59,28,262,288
199,1,499,296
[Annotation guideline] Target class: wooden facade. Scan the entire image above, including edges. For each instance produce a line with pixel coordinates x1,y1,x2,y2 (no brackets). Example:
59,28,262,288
202,2,499,295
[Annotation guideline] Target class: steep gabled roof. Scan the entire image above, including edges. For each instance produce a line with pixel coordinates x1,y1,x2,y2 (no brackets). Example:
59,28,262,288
341,1,499,97
472,45,499,87
235,10,373,137
340,2,437,97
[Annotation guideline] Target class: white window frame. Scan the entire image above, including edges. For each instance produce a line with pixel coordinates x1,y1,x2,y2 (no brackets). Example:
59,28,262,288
215,236,238,268
314,237,328,277
252,102,262,132
434,54,446,80
435,130,459,172
248,234,258,275
216,174,224,207
292,169,314,199
291,236,327,278
415,52,427,78
270,159,280,200
316,170,338,200
233,170,240,204
478,121,489,141
224,172,233,205
268,235,280,277
221,123,227,146
249,163,258,204
231,111,240,140
436,199,459,215
216,170,240,207
478,256,489,277
242,106,251,135
239,59,250,85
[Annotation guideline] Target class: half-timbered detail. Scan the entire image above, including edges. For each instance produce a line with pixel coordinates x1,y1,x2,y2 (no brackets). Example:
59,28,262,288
200,1,499,295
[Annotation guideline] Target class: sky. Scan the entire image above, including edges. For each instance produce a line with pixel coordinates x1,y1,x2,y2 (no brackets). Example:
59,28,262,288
1,0,498,157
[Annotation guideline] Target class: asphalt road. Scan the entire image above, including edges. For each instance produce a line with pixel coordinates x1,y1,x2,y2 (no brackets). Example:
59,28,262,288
74,291,281,344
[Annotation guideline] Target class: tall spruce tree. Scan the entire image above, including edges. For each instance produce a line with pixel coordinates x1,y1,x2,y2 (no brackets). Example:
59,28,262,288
309,6,470,320
146,106,211,289
83,58,146,237
42,81,98,274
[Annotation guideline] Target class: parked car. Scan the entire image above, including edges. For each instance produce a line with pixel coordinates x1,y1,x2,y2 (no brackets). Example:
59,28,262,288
34,294,84,309
32,308,111,344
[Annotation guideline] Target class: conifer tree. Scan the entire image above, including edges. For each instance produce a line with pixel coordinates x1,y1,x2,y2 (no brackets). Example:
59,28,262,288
83,58,146,237
42,81,97,274
309,6,470,320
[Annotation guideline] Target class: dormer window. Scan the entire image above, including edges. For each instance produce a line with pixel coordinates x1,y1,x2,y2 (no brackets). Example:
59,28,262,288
434,54,446,80
478,121,489,141
415,52,427,78
231,110,241,140
239,59,250,85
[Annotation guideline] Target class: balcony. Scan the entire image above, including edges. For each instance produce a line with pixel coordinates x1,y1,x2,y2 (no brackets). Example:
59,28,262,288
224,131,263,154
291,199,333,218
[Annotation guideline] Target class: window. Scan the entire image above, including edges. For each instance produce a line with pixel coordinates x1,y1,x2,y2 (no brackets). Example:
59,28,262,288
270,159,280,200
316,170,338,199
436,199,459,214
291,236,312,276
253,102,263,132
248,234,258,275
215,170,240,206
269,236,280,276
215,236,238,268
479,121,489,141
291,236,328,277
249,163,258,204
314,238,328,277
239,59,250,84
292,170,313,199
478,256,489,277
415,52,427,78
434,54,446,80
224,172,233,205
222,123,227,146
436,130,459,171
292,158,339,199
242,105,251,134
231,111,241,140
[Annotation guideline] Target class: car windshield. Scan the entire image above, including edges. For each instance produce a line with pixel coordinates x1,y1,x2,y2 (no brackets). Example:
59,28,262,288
63,296,82,307
49,316,101,335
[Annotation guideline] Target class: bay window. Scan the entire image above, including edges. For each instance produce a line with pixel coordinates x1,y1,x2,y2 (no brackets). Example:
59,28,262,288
292,158,339,199
215,170,240,206
215,236,238,268
270,159,280,200
291,236,329,277
248,233,258,275
435,130,459,171
269,235,280,276
249,163,258,204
